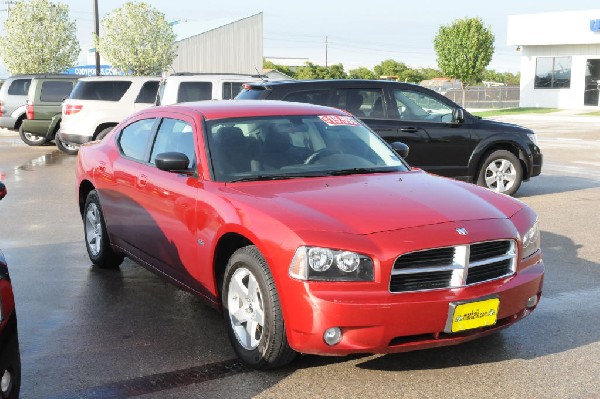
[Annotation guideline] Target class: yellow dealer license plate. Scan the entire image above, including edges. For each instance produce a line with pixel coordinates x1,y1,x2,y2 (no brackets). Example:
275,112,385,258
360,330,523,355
446,298,500,333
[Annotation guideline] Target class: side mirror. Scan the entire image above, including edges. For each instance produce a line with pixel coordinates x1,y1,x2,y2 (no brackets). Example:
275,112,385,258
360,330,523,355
155,152,190,172
452,108,465,123
0,182,6,200
390,141,410,159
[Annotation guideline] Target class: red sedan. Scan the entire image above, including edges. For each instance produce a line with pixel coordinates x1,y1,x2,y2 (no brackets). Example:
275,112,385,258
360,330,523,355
76,101,544,369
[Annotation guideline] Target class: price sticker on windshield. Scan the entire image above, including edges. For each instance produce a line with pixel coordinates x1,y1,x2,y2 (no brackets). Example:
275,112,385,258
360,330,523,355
319,115,359,126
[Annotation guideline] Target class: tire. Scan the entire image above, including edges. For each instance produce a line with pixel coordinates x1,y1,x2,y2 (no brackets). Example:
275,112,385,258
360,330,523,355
18,124,47,146
476,150,523,196
55,134,79,155
95,126,114,141
222,245,296,369
83,190,124,268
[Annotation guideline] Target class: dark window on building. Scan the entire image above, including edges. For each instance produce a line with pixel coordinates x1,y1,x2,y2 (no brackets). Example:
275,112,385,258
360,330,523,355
40,81,75,102
8,79,31,95
135,81,160,103
118,118,156,161
535,57,572,89
177,82,212,102
70,81,132,101
222,82,244,100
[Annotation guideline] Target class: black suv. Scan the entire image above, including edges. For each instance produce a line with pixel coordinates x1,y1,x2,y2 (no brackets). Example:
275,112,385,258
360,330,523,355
237,80,542,196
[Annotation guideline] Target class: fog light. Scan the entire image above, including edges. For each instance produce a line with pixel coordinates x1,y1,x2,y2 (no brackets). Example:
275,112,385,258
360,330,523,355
323,327,342,346
1,369,12,396
526,295,539,308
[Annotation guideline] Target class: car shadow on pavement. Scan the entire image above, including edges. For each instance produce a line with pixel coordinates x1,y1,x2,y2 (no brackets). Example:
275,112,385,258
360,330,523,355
515,173,600,198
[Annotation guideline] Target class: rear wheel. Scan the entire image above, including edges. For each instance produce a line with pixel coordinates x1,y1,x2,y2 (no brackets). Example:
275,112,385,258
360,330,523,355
222,245,296,369
18,125,47,146
55,134,79,155
476,150,523,196
84,190,124,268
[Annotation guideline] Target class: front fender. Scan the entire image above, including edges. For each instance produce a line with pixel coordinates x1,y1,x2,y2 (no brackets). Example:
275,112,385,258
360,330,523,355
467,133,533,181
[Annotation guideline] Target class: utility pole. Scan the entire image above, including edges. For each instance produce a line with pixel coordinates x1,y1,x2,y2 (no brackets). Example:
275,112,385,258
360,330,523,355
93,0,100,76
325,36,328,68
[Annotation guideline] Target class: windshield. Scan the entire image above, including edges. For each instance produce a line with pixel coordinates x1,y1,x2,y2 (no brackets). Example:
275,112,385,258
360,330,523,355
206,114,408,182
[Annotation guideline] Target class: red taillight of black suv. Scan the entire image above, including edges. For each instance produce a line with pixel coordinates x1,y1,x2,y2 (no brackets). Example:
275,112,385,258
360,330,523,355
25,101,34,120
0,100,3,117
63,104,83,115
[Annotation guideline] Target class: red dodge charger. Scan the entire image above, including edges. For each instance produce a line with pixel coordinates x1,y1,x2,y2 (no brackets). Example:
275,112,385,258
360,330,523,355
76,100,544,369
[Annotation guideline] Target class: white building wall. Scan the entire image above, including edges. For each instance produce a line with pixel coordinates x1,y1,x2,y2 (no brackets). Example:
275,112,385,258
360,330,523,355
508,10,600,108
519,45,600,108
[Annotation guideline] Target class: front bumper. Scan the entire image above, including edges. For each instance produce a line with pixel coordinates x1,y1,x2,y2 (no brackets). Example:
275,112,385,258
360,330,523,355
58,132,93,145
531,152,543,178
285,261,544,356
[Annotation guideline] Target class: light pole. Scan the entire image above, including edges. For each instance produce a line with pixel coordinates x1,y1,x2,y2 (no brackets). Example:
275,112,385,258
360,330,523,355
93,0,100,76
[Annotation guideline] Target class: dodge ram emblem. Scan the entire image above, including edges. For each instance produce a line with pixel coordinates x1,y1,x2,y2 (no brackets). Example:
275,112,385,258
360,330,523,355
456,228,468,235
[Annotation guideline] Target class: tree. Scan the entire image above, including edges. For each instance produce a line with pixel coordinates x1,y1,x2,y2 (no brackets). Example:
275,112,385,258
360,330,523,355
434,17,495,87
263,60,296,79
0,0,80,74
348,67,377,80
96,2,176,75
373,59,409,79
295,62,347,80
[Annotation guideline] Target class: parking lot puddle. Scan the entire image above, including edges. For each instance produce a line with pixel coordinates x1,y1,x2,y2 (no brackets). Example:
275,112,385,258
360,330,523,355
46,359,249,398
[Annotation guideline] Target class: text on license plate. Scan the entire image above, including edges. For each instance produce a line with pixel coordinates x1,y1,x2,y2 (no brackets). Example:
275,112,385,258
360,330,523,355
449,298,500,333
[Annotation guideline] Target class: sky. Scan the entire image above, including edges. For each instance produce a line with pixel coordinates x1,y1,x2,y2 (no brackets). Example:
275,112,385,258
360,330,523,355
2,0,600,76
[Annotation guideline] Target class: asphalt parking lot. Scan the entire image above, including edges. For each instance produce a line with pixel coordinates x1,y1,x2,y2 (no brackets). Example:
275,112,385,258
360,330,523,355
1,112,599,398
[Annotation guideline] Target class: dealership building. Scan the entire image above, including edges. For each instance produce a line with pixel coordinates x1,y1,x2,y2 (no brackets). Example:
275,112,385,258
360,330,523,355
508,9,600,108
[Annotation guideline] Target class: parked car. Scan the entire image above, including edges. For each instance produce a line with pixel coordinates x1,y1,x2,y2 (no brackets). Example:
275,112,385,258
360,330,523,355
0,182,21,399
156,73,266,105
0,74,34,132
19,74,81,153
59,76,160,151
76,100,544,369
236,80,543,196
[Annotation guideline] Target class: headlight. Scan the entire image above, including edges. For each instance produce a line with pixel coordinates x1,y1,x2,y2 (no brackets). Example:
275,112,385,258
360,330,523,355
527,132,538,145
521,220,540,259
289,246,374,281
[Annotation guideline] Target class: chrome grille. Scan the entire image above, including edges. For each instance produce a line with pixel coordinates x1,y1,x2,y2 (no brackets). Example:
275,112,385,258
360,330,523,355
390,240,516,293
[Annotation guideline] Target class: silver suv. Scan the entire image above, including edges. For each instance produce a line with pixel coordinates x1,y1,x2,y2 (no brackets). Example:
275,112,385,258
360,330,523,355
0,75,35,131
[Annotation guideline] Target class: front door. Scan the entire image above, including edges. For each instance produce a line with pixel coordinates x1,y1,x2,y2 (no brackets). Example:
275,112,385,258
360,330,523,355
584,59,600,106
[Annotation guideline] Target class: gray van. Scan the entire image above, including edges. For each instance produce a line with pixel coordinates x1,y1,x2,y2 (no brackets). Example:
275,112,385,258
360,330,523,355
0,75,35,131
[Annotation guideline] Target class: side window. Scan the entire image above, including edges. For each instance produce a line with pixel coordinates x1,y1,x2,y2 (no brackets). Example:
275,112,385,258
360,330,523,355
150,119,195,169
177,82,212,102
331,89,385,118
282,90,329,106
135,81,160,103
8,79,31,95
40,81,74,102
393,90,453,123
222,82,244,100
118,118,156,161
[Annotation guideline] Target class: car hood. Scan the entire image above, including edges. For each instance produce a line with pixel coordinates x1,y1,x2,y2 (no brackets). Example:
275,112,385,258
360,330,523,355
223,171,524,235
477,117,532,134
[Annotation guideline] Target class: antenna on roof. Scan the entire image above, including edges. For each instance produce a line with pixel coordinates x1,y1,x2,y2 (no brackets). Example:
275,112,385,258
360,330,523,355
255,67,267,82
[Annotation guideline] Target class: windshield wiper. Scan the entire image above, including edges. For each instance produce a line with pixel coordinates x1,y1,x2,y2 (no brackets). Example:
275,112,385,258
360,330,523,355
229,173,328,182
328,167,399,176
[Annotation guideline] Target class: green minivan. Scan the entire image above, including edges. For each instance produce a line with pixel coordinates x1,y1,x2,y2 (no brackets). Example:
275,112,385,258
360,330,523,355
20,74,81,154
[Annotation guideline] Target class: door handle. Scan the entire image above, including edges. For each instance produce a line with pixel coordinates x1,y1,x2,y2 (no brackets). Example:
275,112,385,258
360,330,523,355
400,127,419,133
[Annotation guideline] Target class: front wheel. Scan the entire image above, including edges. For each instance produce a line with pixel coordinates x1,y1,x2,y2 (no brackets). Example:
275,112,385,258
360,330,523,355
84,190,124,268
18,125,47,146
476,150,523,196
222,246,296,369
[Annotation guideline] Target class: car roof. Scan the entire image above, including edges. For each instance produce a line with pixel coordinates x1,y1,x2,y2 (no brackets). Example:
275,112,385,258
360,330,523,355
78,75,160,82
244,79,420,88
141,100,350,120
